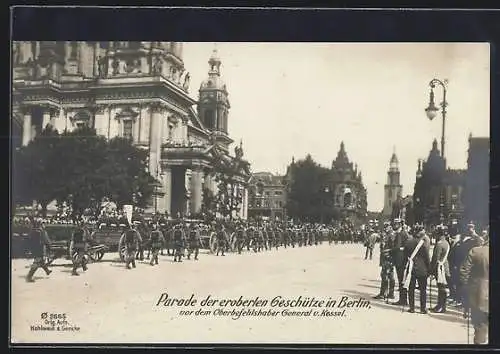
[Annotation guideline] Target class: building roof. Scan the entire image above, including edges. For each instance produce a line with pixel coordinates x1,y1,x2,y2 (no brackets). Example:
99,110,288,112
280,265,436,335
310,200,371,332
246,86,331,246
250,172,285,186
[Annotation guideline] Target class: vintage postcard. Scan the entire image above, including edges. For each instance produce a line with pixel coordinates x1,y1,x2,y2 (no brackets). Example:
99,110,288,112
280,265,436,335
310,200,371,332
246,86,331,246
10,39,489,345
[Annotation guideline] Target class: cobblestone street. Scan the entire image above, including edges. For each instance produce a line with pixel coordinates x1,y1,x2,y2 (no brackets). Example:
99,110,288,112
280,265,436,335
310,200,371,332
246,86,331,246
11,243,471,344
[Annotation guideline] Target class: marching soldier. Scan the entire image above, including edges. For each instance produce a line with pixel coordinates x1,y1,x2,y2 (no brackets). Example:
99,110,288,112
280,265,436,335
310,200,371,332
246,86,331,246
187,223,201,260
430,225,451,313
374,224,396,300
148,223,164,266
70,218,89,276
234,222,246,255
25,218,53,282
215,221,227,256
172,222,186,262
391,218,410,306
124,223,142,269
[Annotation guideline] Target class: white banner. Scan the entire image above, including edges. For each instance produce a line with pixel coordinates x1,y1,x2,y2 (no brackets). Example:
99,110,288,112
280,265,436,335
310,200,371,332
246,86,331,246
123,204,133,225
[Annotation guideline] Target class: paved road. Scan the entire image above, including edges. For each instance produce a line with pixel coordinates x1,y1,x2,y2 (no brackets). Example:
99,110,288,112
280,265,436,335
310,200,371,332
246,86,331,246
11,243,471,344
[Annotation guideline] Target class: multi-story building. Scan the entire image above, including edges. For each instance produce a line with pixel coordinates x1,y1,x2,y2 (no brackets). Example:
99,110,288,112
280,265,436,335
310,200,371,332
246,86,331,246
247,172,287,220
382,150,403,217
328,142,368,224
464,135,489,229
12,41,251,218
413,139,467,227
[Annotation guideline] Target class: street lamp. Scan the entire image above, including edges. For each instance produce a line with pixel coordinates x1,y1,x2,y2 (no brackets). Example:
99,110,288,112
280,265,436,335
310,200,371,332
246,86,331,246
425,78,448,224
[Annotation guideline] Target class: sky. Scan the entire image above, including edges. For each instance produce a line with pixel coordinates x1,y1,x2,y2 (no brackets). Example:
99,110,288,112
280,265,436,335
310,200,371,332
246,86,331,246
182,42,490,212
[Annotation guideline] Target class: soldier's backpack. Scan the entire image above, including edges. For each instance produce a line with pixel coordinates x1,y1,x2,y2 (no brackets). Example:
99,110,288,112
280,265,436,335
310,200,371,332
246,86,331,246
173,228,183,241
125,230,136,244
73,228,85,243
189,229,198,240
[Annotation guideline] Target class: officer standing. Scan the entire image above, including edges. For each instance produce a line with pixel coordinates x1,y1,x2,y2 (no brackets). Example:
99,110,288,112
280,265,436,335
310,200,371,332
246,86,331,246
25,218,52,282
374,224,396,300
364,228,377,260
403,230,431,314
430,225,451,313
391,219,410,306
70,218,89,276
124,223,142,269
460,235,489,344
148,223,163,266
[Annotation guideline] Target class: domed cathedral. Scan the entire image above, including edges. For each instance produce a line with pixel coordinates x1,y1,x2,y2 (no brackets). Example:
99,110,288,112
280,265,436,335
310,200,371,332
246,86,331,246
12,42,251,218
329,142,368,225
382,148,403,217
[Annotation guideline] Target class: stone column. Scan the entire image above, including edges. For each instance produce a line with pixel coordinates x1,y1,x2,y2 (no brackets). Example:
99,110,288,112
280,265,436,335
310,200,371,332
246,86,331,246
243,187,249,220
22,111,32,146
190,168,203,215
148,104,163,177
42,109,52,129
162,167,172,215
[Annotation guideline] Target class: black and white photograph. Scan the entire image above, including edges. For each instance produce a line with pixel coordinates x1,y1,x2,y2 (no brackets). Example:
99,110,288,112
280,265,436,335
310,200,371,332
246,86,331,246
10,36,490,344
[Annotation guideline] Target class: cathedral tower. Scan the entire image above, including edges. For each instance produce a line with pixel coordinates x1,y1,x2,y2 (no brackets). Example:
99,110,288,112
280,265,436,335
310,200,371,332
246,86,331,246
382,148,403,217
198,46,233,151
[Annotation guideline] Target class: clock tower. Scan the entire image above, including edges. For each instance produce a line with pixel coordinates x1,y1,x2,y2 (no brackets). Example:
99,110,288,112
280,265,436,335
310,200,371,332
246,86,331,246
198,46,233,151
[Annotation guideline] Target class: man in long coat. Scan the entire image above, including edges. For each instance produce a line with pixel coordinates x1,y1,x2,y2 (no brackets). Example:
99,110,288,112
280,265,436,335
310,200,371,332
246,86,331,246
430,225,451,313
460,238,489,344
403,230,431,314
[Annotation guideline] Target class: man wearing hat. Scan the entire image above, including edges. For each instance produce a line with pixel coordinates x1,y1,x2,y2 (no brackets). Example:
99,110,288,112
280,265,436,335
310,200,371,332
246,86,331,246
403,229,431,313
430,225,451,313
26,218,53,282
124,223,142,269
70,217,90,276
186,223,201,261
148,223,164,266
172,221,186,262
215,220,227,256
460,236,489,344
374,224,396,300
391,218,410,306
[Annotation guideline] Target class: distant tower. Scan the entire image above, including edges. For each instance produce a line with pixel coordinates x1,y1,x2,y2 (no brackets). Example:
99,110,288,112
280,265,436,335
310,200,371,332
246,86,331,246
198,45,232,151
382,148,403,217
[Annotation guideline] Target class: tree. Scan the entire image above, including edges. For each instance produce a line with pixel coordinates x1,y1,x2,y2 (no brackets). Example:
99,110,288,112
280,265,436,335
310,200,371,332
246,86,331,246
286,154,331,222
13,126,157,218
13,125,64,216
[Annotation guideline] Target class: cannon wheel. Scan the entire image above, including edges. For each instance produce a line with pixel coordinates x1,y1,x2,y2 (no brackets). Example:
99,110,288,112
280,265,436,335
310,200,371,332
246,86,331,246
230,232,237,252
209,232,217,254
118,233,127,262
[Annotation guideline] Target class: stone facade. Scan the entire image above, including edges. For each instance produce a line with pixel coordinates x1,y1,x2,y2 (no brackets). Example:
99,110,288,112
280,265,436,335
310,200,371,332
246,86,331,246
328,142,368,224
12,41,250,218
248,172,287,220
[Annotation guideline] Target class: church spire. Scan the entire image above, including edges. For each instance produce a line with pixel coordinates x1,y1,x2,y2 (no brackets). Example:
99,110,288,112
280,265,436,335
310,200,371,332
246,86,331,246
208,44,221,76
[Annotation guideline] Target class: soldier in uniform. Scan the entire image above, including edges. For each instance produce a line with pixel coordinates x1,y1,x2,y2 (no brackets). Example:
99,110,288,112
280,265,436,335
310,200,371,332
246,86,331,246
25,218,53,282
124,223,142,269
148,223,164,266
374,224,396,300
187,223,201,260
215,221,227,256
70,218,89,276
460,236,489,344
234,222,246,255
430,225,451,313
391,218,410,306
364,228,377,260
172,222,186,262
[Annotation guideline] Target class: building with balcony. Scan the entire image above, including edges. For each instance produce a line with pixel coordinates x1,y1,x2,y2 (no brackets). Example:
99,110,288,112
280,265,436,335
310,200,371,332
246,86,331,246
12,41,251,218
247,172,287,220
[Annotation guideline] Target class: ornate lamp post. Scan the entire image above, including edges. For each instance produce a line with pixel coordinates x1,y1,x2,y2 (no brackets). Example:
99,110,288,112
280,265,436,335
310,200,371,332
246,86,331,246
425,78,448,224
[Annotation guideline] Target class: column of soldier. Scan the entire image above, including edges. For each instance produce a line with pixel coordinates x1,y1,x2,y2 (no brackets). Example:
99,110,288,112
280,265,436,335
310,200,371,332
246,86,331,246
22,212,363,282
365,218,489,345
